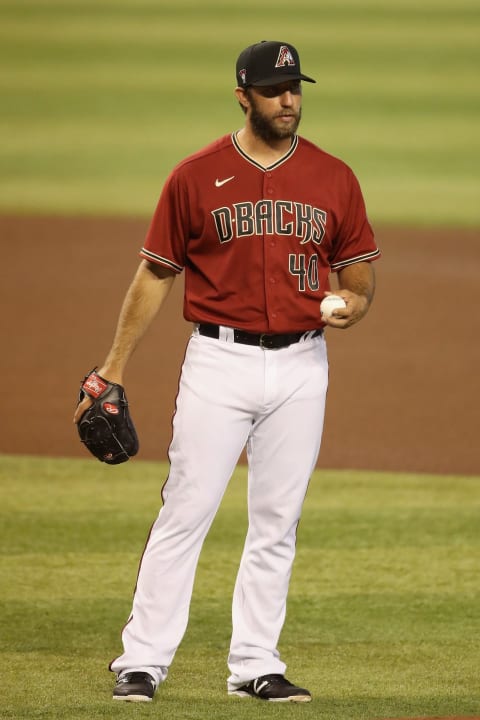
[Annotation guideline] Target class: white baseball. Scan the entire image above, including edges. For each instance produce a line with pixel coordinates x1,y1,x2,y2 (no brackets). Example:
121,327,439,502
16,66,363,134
320,294,347,319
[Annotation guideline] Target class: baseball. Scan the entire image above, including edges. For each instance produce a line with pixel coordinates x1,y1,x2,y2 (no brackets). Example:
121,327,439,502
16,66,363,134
320,294,347,319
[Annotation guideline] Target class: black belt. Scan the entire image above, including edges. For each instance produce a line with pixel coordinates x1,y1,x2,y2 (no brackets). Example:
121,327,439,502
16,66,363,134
197,324,323,350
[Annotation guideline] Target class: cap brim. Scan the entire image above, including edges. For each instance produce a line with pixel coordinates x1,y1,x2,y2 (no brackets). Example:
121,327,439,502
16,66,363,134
250,73,316,86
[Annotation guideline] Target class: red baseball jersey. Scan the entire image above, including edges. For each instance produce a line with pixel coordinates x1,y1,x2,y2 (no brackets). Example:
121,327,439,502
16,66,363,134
141,133,380,333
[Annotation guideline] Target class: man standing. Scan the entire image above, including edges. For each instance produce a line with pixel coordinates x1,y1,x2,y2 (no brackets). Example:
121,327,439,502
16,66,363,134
75,40,379,703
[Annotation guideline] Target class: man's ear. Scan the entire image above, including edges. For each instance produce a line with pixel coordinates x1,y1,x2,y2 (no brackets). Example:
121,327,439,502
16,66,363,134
234,87,249,112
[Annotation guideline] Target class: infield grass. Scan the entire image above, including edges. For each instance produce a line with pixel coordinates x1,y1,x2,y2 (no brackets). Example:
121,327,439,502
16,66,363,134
0,454,479,719
1,0,480,225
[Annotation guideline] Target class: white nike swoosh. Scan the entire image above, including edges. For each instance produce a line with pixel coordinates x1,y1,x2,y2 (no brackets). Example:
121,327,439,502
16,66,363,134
254,679,270,693
215,175,235,187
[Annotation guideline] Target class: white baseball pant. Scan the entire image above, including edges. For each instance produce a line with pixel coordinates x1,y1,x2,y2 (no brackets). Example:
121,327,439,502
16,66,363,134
110,327,328,690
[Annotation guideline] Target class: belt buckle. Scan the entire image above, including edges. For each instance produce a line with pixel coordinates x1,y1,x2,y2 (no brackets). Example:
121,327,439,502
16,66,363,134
259,333,277,349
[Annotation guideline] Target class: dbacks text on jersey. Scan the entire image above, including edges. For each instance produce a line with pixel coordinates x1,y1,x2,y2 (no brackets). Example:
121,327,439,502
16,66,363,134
211,200,327,245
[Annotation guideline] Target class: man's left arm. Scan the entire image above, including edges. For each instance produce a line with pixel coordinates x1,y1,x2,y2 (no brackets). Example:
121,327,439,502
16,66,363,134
324,261,376,329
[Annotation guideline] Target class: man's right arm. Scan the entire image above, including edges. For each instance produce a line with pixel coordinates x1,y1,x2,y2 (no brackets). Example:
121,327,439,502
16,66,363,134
74,259,176,423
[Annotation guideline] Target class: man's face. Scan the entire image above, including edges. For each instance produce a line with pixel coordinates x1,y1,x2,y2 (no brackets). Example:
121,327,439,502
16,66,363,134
245,80,302,142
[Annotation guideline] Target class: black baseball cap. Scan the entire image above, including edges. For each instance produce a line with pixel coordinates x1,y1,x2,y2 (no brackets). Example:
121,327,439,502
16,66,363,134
236,40,316,87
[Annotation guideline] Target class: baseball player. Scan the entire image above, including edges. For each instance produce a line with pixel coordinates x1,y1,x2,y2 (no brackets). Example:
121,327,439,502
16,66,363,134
75,40,380,703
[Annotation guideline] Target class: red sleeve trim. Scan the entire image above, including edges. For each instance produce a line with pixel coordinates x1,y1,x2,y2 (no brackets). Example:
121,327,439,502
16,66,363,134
139,248,183,273
330,248,381,272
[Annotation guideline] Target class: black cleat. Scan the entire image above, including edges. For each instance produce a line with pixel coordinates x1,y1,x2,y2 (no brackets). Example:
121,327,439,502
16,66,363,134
112,671,156,702
229,673,312,702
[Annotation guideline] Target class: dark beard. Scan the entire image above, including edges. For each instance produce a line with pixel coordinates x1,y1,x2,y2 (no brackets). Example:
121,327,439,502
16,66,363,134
249,100,301,143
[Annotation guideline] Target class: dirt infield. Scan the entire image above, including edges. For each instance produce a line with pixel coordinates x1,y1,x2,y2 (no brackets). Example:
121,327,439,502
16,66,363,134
1,214,479,475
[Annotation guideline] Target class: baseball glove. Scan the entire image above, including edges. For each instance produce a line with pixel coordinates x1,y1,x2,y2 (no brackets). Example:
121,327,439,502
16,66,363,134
76,369,139,465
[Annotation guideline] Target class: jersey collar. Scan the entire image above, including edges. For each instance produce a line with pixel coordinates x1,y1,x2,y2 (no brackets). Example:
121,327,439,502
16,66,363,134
231,131,298,171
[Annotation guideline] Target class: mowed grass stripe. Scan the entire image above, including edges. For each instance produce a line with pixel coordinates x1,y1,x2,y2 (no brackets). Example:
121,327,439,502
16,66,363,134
1,508,479,551
1,543,478,601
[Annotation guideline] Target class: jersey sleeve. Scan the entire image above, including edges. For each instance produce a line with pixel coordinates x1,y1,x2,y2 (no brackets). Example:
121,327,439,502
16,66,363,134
329,168,380,272
140,167,189,273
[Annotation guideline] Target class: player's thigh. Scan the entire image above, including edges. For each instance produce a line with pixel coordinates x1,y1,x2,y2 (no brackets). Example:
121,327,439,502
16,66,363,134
246,338,328,514
168,335,257,490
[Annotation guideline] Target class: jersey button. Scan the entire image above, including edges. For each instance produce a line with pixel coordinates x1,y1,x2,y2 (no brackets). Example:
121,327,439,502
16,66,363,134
267,188,273,195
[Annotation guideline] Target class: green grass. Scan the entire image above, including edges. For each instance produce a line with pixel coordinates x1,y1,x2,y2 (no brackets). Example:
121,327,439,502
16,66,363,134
0,0,479,225
0,455,479,719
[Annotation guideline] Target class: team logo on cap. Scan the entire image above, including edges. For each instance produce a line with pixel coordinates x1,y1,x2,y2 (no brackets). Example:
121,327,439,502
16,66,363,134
239,68,247,84
275,45,296,68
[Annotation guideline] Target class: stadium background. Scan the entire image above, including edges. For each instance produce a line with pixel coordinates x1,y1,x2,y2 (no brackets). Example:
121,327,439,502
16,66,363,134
1,0,479,474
